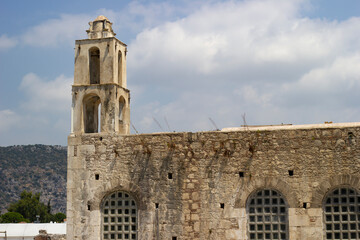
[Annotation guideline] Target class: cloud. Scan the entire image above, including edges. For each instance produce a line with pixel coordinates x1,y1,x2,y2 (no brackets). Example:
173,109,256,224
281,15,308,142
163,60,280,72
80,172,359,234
19,73,72,112
18,1,200,49
291,54,360,92
129,0,360,83
3,0,360,142
0,110,20,132
0,34,17,50
22,14,90,47
0,73,72,145
127,0,360,132
279,53,360,108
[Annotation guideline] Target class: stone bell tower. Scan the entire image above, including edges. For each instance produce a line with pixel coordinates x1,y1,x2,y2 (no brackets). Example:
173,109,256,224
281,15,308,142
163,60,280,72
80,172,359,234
71,15,130,135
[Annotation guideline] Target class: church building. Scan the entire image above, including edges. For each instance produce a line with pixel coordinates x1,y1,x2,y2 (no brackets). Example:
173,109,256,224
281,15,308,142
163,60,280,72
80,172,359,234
67,16,360,240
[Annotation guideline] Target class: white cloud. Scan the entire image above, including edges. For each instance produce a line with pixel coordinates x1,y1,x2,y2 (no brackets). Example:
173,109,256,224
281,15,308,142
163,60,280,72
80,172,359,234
3,0,360,142
129,0,360,84
19,73,72,112
127,0,360,132
108,1,203,38
277,53,360,111
235,86,272,107
22,14,90,47
0,34,17,50
0,110,20,132
0,73,72,145
18,2,198,49
290,54,360,92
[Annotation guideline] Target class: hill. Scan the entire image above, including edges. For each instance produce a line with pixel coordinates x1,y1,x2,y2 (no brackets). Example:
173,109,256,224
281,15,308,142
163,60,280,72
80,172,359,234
0,145,67,214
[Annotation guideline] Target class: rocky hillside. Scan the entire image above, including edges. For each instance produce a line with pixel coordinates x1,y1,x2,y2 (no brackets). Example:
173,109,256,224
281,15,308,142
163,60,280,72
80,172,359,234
0,145,67,214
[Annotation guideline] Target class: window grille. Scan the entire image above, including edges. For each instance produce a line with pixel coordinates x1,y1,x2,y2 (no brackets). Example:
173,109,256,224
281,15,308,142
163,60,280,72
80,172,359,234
247,189,289,240
324,187,360,240
102,191,137,240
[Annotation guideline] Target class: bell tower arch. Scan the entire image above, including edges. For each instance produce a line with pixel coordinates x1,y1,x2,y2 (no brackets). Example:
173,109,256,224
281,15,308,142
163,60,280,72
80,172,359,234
71,16,130,135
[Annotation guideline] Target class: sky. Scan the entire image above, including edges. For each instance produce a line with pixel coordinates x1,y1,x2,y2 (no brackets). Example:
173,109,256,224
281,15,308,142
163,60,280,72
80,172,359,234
1,0,360,146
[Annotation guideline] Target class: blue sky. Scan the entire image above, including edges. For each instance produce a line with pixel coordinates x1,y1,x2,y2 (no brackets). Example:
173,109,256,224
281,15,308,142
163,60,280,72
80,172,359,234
1,0,360,146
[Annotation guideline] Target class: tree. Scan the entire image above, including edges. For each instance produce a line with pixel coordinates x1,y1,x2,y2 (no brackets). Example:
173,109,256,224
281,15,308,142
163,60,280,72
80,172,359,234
0,212,29,223
7,191,53,223
53,212,66,223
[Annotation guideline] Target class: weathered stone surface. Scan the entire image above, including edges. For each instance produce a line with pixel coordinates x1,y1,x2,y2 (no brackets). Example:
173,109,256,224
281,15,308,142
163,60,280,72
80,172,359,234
34,230,66,240
67,123,360,239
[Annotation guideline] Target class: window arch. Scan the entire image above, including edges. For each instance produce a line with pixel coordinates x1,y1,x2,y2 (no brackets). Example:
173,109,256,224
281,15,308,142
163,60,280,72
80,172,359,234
247,189,289,240
101,191,138,240
83,95,101,133
89,47,100,84
323,187,360,240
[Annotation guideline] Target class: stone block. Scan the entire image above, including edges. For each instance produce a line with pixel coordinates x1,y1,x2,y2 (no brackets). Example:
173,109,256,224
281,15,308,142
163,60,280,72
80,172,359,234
79,144,95,156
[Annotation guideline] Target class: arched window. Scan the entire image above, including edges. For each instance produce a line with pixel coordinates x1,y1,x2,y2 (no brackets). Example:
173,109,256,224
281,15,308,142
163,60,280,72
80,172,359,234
247,189,289,240
324,187,360,240
101,191,137,240
118,51,122,85
119,97,125,123
89,47,100,84
83,95,101,133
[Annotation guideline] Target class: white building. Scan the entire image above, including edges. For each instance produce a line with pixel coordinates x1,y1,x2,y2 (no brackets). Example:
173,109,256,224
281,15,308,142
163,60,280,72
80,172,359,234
0,223,66,240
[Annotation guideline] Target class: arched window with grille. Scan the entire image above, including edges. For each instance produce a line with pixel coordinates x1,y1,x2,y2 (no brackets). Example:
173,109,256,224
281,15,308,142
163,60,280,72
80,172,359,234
101,191,138,240
247,189,289,240
323,187,360,240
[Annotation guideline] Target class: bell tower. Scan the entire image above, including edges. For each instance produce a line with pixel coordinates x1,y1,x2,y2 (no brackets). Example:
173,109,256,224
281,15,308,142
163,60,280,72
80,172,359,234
71,16,130,135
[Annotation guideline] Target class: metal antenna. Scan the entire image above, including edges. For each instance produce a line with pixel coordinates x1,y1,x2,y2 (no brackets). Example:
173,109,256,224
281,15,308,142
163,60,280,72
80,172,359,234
242,113,249,131
130,121,139,134
164,116,172,132
208,117,219,131
153,117,164,131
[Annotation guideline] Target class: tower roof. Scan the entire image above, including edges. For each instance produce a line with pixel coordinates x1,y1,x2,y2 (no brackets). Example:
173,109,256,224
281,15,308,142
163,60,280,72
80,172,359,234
94,15,109,21
86,15,116,39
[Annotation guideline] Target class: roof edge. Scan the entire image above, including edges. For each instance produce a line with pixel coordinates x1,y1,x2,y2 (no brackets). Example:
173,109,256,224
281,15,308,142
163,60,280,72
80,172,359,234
221,122,360,132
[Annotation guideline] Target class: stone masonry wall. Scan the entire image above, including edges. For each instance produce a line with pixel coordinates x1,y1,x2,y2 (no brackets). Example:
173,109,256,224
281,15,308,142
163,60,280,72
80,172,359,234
67,123,360,240
34,230,66,240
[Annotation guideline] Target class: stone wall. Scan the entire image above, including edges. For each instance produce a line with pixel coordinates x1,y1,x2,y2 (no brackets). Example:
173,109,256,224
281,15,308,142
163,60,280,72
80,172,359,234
34,230,66,240
66,122,360,239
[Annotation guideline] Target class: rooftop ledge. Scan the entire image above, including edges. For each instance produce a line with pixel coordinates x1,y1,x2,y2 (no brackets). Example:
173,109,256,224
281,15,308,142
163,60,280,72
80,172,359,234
221,122,360,132
68,122,360,138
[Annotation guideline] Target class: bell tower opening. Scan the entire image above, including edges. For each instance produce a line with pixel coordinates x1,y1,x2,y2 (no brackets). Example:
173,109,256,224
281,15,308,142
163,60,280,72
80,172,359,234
118,50,122,85
83,95,101,133
119,96,125,123
89,47,100,84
